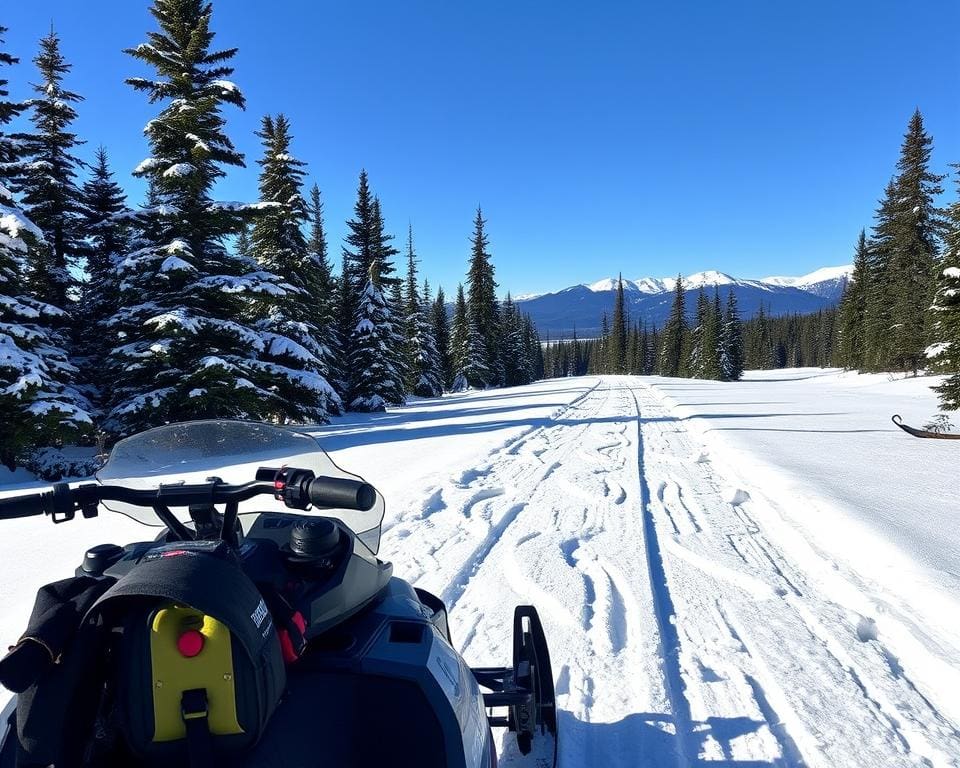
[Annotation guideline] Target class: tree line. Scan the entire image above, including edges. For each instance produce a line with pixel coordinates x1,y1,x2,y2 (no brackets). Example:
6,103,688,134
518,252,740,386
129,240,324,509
543,276,745,382
0,1,541,474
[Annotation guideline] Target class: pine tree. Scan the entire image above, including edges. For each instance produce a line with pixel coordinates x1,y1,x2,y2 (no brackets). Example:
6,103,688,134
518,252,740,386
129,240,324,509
501,294,530,387
608,274,628,374
250,113,340,421
863,179,898,371
887,110,944,373
348,264,403,411
0,29,91,468
449,282,489,391
306,184,340,393
234,225,252,258
687,289,709,378
720,289,744,381
105,0,302,435
402,227,442,397
929,166,960,409
466,207,499,386
14,29,88,310
836,231,870,369
75,147,131,407
339,170,375,390
370,197,406,401
659,275,687,376
702,289,723,380
432,285,451,388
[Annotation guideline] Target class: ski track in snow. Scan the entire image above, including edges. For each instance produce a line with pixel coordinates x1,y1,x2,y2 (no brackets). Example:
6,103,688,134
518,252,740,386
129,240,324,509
382,377,960,767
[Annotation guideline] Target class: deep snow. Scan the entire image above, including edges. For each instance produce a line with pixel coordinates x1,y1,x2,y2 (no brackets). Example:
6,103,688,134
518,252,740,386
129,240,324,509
1,371,957,766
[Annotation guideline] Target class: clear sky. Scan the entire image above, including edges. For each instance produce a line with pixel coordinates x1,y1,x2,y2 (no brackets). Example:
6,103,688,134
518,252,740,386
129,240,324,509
3,1,959,297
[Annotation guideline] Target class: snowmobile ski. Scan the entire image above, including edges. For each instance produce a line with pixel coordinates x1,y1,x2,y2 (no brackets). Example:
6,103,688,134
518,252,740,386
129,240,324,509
891,414,960,440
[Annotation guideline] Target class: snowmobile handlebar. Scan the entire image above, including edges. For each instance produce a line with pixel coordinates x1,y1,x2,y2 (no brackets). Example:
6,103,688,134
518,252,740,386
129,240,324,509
0,468,377,524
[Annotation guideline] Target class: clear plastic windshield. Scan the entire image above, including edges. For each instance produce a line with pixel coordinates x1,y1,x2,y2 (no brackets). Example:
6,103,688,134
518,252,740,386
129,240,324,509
95,420,385,553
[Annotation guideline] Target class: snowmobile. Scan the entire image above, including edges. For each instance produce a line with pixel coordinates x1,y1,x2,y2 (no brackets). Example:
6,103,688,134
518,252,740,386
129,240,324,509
0,420,557,767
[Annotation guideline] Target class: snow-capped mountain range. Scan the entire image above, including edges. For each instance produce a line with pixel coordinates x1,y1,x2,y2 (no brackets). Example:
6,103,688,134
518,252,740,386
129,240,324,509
515,265,852,337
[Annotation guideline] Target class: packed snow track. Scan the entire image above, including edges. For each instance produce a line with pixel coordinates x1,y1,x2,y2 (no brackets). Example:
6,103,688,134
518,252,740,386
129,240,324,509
375,377,959,767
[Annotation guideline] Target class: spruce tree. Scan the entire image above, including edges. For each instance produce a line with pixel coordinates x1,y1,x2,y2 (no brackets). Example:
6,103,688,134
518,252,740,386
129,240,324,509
14,30,88,310
250,113,340,421
402,228,442,397
887,110,944,373
687,289,709,378
929,166,960,409
836,231,870,369
608,275,628,374
348,264,403,411
0,30,91,468
659,275,687,376
720,289,744,381
863,179,898,371
370,197,406,399
432,285,451,387
449,282,489,390
76,147,131,407
306,184,340,393
339,170,375,390
703,289,723,380
466,207,499,386
106,0,302,435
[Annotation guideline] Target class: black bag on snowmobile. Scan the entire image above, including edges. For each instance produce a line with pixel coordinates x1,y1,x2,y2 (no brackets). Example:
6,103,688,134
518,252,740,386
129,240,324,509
93,540,286,765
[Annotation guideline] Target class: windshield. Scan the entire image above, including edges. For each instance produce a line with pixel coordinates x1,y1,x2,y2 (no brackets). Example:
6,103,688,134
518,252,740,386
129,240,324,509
95,420,385,553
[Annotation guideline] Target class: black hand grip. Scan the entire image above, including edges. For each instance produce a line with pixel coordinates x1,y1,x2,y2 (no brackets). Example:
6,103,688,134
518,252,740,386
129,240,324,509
0,492,48,520
307,476,377,511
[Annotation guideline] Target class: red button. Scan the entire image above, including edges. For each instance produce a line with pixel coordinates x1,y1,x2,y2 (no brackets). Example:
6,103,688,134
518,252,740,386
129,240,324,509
177,629,205,658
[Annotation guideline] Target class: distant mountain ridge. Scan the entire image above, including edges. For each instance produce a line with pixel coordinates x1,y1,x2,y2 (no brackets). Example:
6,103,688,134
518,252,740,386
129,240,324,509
515,266,852,338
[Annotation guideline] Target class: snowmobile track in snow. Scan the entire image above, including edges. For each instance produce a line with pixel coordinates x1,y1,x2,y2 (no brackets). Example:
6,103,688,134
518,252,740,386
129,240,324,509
382,377,959,767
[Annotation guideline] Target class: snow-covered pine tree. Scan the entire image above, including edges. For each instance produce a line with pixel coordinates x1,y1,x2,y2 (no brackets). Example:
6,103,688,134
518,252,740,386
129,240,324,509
523,313,542,382
250,113,340,422
835,230,870,370
13,29,88,311
929,165,960,410
886,110,944,374
687,289,708,378
348,264,405,411
720,288,744,381
402,228,442,397
339,170,374,378
0,30,91,468
422,279,446,392
500,294,529,387
235,224,252,258
431,285,451,388
306,184,341,395
369,197,405,404
106,0,304,435
449,283,474,391
659,274,687,376
466,207,499,386
702,288,723,380
75,147,131,408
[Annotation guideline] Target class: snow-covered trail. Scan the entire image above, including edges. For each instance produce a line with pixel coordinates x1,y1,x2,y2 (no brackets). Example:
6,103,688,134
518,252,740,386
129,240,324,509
2,374,957,766
380,376,959,767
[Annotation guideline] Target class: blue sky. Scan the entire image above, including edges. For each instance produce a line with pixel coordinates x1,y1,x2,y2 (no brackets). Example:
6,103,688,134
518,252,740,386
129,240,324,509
4,1,959,297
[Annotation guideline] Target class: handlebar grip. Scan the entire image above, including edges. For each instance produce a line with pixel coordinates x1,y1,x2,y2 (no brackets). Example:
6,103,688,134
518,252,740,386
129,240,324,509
0,492,48,520
307,476,377,512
